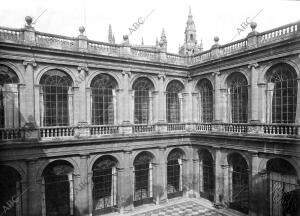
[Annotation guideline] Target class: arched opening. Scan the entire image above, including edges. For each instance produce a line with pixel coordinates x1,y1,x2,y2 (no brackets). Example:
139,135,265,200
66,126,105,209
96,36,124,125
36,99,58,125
266,158,299,216
167,149,184,199
228,153,249,214
91,74,118,125
42,160,74,216
40,70,73,126
0,65,20,128
197,79,213,123
266,63,297,124
199,149,215,201
227,73,248,123
133,152,154,206
92,155,118,215
0,165,22,216
132,78,154,124
166,81,184,123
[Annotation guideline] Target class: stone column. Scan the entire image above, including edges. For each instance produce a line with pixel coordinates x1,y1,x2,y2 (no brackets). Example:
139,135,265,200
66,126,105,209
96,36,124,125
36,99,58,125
185,79,194,123
156,147,167,203
214,149,225,204
222,165,230,204
22,59,37,125
192,92,200,122
266,83,274,123
178,93,183,122
183,147,194,197
119,151,133,212
112,89,117,125
249,63,260,123
249,152,260,216
75,155,90,216
193,158,200,198
295,77,300,127
86,88,91,124
27,160,42,216
121,70,131,124
76,65,88,123
149,91,153,124
152,91,159,123
213,71,225,122
157,73,166,123
258,83,266,123
34,85,41,126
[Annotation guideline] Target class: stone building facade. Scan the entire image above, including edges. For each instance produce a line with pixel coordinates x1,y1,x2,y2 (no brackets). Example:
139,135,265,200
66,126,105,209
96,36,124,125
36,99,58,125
0,11,300,216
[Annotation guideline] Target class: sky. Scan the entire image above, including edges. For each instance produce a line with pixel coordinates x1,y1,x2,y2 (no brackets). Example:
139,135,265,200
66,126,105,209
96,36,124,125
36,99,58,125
0,0,300,53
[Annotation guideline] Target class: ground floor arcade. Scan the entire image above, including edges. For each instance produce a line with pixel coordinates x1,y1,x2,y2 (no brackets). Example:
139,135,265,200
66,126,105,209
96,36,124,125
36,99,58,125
1,146,299,216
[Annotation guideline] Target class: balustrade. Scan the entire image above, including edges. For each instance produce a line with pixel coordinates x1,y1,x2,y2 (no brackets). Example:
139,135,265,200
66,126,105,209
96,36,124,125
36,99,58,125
0,128,23,141
90,125,119,135
132,124,155,133
1,122,299,142
40,126,75,139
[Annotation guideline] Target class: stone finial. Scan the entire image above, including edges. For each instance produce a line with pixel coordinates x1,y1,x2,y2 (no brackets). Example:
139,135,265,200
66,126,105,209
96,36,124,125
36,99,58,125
250,22,257,31
214,36,219,43
79,26,85,35
247,22,258,37
122,34,130,45
25,16,33,26
211,36,220,49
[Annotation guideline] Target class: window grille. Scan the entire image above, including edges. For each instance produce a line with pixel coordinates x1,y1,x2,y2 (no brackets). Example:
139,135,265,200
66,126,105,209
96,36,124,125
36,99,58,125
43,161,74,216
133,78,154,124
197,79,213,123
133,152,153,206
268,64,297,124
228,73,248,123
91,74,117,125
166,81,184,123
228,154,249,214
92,158,117,213
200,150,214,201
40,70,73,126
167,150,183,198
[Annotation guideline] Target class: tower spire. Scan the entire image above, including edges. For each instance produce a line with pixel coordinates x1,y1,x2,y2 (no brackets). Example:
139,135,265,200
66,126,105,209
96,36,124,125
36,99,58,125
108,24,114,44
179,7,202,55
159,28,167,51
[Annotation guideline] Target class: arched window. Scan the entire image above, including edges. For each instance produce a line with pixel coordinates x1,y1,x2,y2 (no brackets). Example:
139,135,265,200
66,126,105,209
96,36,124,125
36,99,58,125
167,149,184,199
133,152,154,206
133,78,154,124
40,70,73,126
227,73,248,123
267,158,298,216
266,64,297,123
92,156,118,214
197,79,213,122
199,149,214,201
228,153,249,214
166,81,184,123
43,161,74,216
0,65,19,128
0,166,22,216
91,74,117,125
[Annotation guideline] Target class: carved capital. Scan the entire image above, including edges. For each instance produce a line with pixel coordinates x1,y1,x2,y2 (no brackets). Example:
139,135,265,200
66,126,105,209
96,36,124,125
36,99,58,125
248,62,259,69
77,65,89,73
158,72,166,80
23,59,37,68
212,71,220,77
122,69,131,77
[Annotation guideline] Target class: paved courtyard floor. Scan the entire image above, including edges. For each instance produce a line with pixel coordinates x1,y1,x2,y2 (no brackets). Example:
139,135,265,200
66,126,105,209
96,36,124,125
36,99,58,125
131,200,225,216
120,198,245,216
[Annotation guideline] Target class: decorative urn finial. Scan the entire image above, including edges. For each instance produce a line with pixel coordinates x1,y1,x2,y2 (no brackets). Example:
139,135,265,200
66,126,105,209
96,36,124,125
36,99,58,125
79,26,85,35
214,36,219,43
250,22,257,31
25,16,33,26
